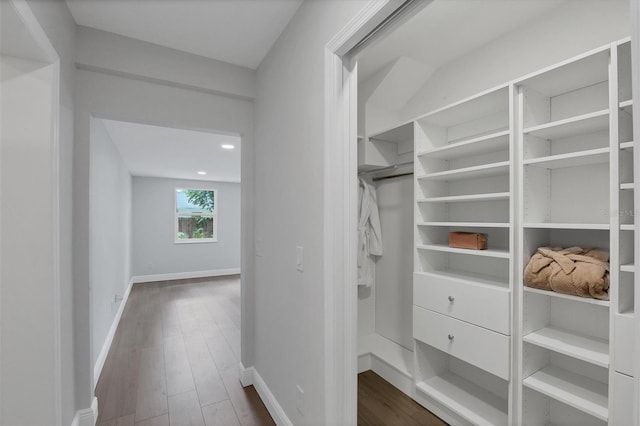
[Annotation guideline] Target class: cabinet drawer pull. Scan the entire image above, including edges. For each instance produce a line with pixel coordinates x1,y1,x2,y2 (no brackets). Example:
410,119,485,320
448,295,455,302
448,334,454,341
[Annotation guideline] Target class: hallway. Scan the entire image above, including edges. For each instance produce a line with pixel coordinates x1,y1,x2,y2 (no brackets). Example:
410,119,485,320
95,276,274,426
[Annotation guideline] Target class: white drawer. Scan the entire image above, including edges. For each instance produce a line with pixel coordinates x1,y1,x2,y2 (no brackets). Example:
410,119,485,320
413,306,510,380
614,313,635,376
414,272,510,334
612,372,634,426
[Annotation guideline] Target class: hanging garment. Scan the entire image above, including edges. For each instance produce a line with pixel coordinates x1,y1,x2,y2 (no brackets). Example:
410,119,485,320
524,246,610,300
357,177,383,287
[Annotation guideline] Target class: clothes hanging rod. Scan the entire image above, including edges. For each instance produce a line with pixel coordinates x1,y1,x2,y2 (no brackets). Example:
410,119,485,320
372,172,414,182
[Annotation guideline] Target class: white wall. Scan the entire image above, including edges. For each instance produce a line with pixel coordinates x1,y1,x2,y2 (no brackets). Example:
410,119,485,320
75,26,255,101
12,0,78,423
401,0,630,120
1,54,58,426
90,118,132,367
74,48,255,410
132,177,240,276
253,1,371,423
374,175,414,350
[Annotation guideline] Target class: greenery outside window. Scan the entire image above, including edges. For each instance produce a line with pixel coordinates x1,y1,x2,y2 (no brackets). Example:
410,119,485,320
175,188,217,243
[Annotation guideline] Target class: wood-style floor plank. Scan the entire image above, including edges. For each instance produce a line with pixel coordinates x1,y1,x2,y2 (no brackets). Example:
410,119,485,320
357,371,448,426
96,276,273,426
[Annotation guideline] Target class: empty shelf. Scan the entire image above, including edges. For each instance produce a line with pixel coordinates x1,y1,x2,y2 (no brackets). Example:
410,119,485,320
523,366,608,421
524,286,610,307
417,221,509,228
417,192,510,203
620,99,633,114
523,148,609,169
620,141,635,151
620,224,635,231
524,109,609,140
620,264,635,273
523,327,609,367
416,130,509,160
416,373,508,426
418,161,509,181
524,223,609,230
620,183,635,190
417,244,509,258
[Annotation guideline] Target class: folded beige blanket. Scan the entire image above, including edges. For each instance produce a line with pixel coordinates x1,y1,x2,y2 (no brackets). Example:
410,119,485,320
524,246,609,300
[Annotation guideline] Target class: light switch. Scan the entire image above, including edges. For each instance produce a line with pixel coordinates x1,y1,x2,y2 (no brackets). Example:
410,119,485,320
296,246,303,271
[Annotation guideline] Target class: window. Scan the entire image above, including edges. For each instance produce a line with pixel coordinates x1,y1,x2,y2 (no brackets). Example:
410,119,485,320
175,188,217,243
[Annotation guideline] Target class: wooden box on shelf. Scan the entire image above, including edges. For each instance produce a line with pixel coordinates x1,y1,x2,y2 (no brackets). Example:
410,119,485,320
448,232,488,250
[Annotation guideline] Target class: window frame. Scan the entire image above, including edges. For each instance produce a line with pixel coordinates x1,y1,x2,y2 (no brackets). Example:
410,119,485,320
174,187,218,244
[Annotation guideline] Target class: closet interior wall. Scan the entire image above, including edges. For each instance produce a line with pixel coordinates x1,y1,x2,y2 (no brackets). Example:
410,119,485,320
355,1,633,425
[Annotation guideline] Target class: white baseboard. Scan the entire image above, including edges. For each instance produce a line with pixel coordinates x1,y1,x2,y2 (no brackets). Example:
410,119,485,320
94,278,134,386
71,397,98,426
239,362,254,387
132,268,240,284
238,365,292,426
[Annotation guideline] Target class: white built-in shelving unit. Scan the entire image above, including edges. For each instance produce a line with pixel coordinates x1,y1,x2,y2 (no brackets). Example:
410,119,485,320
408,38,637,425
413,84,513,425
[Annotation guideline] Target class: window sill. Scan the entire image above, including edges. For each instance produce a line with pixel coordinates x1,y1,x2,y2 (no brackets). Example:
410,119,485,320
174,238,218,244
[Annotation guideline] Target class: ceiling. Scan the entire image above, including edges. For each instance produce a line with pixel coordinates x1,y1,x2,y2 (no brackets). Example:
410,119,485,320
358,0,571,82
66,0,303,69
101,119,241,183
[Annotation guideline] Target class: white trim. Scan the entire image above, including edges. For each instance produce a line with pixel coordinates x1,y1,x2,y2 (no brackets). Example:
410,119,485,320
131,268,240,284
70,397,98,426
631,1,640,424
243,367,293,426
238,362,254,387
93,278,134,386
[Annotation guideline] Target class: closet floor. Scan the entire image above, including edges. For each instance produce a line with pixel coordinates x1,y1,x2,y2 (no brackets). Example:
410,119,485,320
358,371,447,426
95,276,274,426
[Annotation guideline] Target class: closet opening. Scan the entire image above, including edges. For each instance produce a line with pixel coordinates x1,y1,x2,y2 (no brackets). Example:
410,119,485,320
350,0,634,424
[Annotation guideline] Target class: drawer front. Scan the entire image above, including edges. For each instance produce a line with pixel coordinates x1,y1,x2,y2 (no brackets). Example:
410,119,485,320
614,314,635,376
414,272,510,334
413,306,510,380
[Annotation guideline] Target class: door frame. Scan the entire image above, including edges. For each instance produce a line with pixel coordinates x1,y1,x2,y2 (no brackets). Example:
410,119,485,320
323,1,427,423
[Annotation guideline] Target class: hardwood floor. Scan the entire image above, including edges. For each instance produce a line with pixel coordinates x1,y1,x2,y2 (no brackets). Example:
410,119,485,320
95,276,274,426
358,371,448,426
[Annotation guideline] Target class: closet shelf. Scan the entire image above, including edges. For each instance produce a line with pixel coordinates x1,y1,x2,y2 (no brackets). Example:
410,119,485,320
416,192,510,203
416,373,508,426
523,109,609,140
524,286,610,307
523,327,609,368
523,148,609,169
620,99,633,114
524,222,609,230
523,366,608,421
417,244,509,258
620,264,635,273
620,224,635,231
417,221,509,228
416,130,509,160
417,161,509,182
415,270,510,290
620,141,634,151
620,183,635,190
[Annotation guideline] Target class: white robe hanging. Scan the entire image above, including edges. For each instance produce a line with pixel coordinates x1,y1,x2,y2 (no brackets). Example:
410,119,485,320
358,177,383,287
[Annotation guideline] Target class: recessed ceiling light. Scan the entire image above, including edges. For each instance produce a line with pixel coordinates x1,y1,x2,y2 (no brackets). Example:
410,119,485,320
221,144,235,150
197,171,207,175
